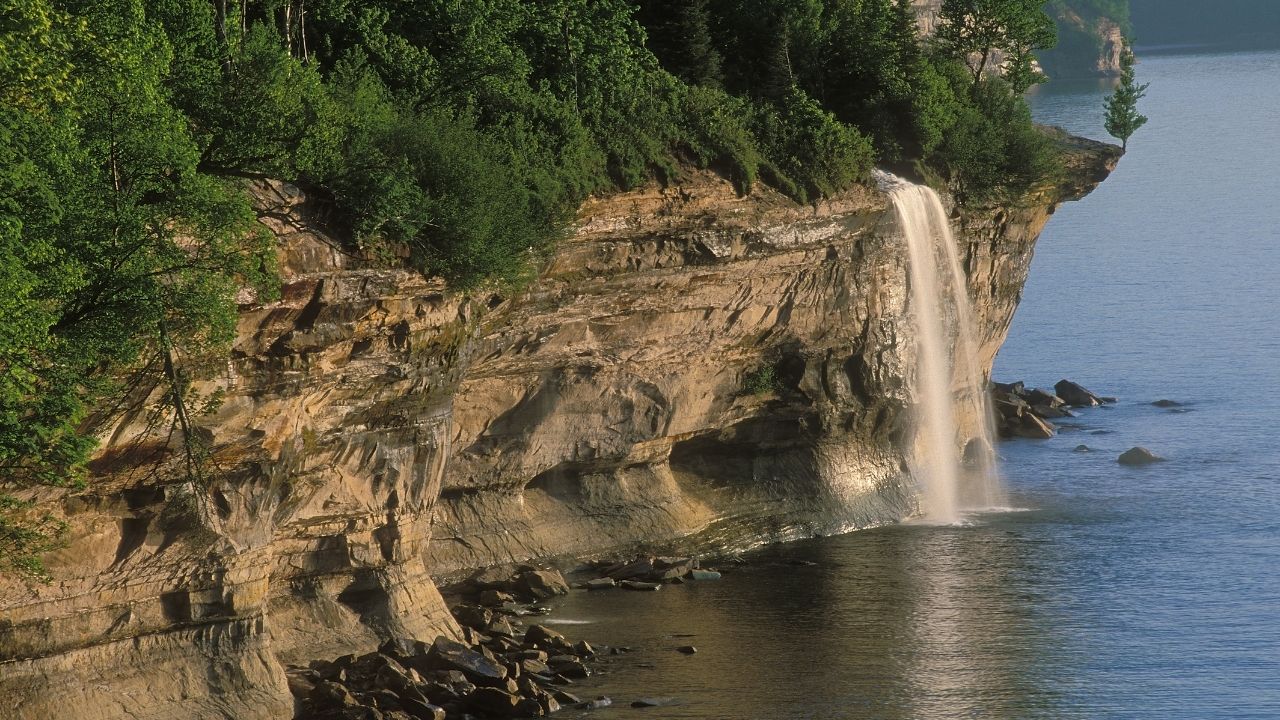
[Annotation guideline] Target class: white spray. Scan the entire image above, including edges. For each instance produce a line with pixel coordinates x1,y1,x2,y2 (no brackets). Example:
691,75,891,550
876,172,1004,523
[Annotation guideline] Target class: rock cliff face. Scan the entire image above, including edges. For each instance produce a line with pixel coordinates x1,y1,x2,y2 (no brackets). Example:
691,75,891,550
0,138,1118,719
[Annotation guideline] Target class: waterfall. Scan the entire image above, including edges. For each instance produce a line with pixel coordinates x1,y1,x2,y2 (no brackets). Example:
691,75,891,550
875,171,1004,524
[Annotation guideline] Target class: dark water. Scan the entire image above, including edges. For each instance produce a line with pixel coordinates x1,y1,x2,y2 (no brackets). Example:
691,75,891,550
537,50,1280,719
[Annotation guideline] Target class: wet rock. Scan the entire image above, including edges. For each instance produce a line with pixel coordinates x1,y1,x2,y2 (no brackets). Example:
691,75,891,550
1032,404,1072,419
689,569,721,581
398,697,446,720
572,640,595,657
454,605,496,631
311,680,361,709
1013,413,1056,439
378,637,419,661
520,658,551,676
619,580,662,591
515,569,570,600
537,694,561,715
422,636,509,683
992,380,1026,395
471,566,518,591
1055,379,1103,407
1026,388,1065,407
1152,399,1182,408
469,687,522,717
1118,447,1165,465
605,557,655,580
1074,444,1091,452
631,697,678,708
576,696,612,710
675,645,697,654
488,617,518,638
584,578,616,590
509,649,548,662
547,655,590,678
480,590,517,606
523,624,569,650
552,690,581,705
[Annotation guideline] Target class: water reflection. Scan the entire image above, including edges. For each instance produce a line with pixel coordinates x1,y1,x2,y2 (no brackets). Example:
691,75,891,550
552,514,1060,719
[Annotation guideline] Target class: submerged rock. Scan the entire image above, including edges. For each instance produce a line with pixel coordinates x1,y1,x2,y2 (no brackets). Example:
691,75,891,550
689,569,721,581
619,580,662,591
1152,399,1182,408
1118,447,1165,465
631,697,678,708
675,645,697,654
1074,444,1091,452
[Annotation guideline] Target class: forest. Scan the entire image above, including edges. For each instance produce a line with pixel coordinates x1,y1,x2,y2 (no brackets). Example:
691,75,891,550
0,0,1062,576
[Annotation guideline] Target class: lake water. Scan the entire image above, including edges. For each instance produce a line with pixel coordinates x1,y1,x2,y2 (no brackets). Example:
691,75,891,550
540,49,1280,719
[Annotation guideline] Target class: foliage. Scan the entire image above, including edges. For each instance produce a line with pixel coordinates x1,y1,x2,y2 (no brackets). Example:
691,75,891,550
743,364,781,395
1104,45,1148,150
937,0,1058,93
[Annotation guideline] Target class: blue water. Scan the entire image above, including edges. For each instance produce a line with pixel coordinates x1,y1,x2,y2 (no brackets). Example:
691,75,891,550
537,49,1280,719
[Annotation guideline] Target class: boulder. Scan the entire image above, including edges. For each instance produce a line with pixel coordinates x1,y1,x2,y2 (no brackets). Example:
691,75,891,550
584,577,616,590
605,557,655,580
398,697,446,720
515,569,570,599
675,646,697,654
1073,444,1090,452
469,687,522,717
577,696,612,710
1054,379,1102,407
470,565,519,591
523,624,569,650
1118,447,1165,465
689,569,721,581
992,380,1026,395
421,636,508,683
1026,388,1065,408
480,590,517,606
1032,404,1072,419
453,605,496,631
1013,413,1056,439
310,680,360,710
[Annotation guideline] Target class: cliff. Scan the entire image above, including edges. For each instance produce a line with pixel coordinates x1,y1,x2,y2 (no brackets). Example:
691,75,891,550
0,137,1120,719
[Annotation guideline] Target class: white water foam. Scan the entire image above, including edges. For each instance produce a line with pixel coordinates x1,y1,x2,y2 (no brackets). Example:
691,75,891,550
874,171,1005,524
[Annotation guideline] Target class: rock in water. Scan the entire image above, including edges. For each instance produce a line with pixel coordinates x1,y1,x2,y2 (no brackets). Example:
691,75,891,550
631,697,678,708
675,645,697,654
1118,447,1165,465
619,580,661,591
515,569,570,599
1074,445,1091,452
1152,399,1182,408
1013,413,1056,439
1054,379,1103,407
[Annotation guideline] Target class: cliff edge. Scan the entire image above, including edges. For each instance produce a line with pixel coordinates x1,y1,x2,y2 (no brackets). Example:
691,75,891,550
0,136,1120,719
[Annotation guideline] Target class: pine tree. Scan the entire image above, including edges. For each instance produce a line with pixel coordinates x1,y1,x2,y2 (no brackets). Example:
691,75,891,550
636,0,724,88
1104,45,1148,151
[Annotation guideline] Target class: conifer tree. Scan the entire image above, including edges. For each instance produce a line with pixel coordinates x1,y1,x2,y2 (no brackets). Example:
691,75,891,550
637,0,724,88
1104,45,1148,150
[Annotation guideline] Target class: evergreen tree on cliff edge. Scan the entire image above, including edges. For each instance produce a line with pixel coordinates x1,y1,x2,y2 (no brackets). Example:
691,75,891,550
1104,45,1148,150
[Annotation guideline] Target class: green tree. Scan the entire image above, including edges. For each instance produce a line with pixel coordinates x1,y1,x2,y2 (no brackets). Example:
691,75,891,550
636,0,724,88
936,0,1057,93
1103,45,1147,150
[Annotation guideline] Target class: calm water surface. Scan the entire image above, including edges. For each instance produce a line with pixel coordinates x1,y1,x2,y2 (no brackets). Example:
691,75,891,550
542,50,1280,719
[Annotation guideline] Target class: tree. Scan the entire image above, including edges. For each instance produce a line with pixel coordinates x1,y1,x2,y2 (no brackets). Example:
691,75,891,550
636,0,724,88
1104,45,1147,150
936,0,1057,93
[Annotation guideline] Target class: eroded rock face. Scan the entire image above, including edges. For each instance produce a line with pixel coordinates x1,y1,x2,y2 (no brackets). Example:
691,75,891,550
0,137,1118,718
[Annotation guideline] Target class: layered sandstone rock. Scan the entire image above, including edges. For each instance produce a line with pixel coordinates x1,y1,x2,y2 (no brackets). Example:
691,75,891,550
0,137,1118,719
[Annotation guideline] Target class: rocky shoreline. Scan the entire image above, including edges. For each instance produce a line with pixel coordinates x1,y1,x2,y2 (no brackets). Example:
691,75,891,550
290,557,724,719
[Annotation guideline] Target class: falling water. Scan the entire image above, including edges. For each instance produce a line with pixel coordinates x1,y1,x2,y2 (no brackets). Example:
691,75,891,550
875,171,1003,523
